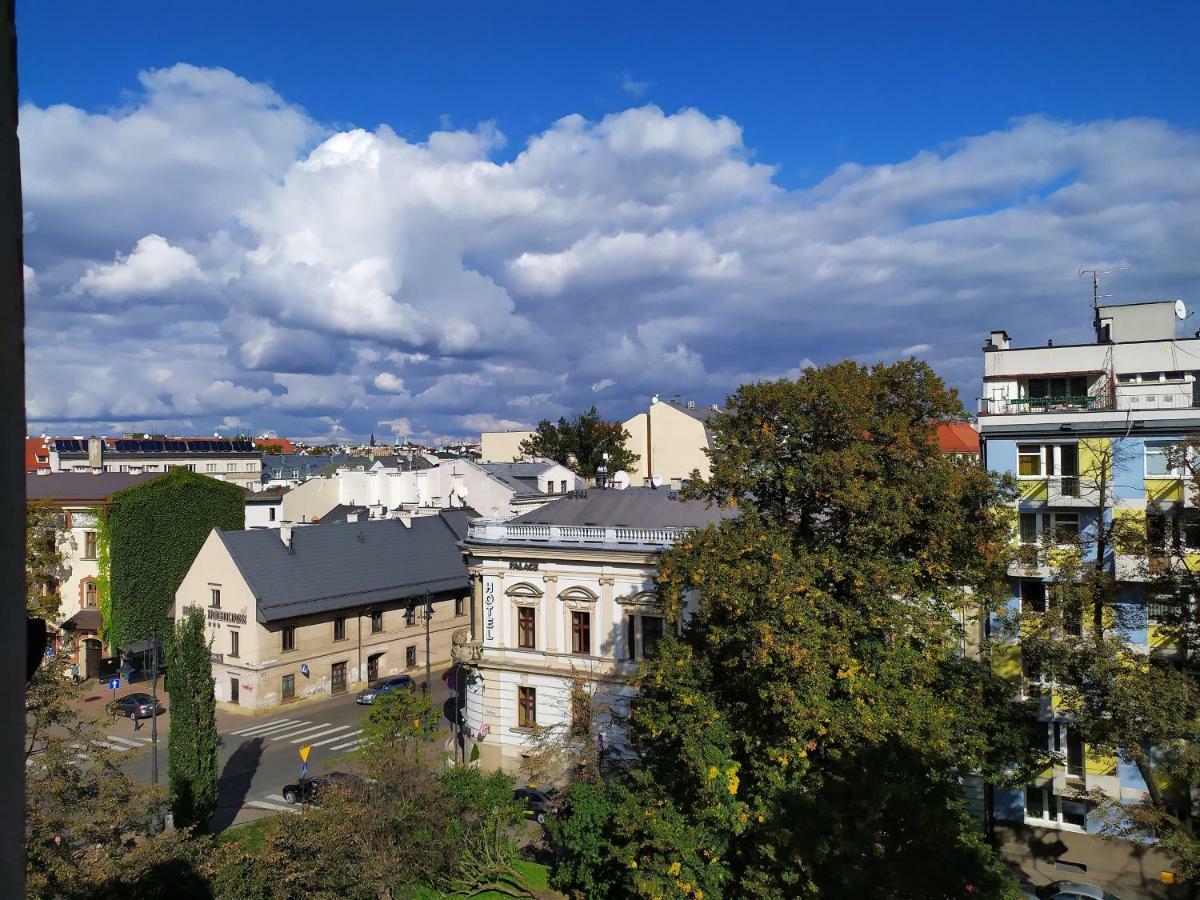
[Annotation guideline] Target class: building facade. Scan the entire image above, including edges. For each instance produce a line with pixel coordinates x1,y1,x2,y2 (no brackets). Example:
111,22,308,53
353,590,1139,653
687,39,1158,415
979,300,1196,859
175,512,473,709
48,437,262,489
480,430,535,463
623,395,717,485
457,487,731,773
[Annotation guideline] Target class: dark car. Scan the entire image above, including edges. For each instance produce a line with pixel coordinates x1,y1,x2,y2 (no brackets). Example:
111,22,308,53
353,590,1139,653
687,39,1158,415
514,786,557,825
107,692,165,719
282,771,365,806
355,674,415,705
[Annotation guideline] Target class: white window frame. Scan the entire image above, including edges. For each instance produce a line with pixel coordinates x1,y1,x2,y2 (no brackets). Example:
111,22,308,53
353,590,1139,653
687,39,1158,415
1145,442,1190,479
1017,511,1080,547
1023,784,1088,833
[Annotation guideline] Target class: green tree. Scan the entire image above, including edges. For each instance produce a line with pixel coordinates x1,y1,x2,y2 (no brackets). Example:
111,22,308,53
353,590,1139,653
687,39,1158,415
552,361,1037,899
168,607,220,832
519,406,639,478
26,499,69,621
360,686,440,750
108,467,244,647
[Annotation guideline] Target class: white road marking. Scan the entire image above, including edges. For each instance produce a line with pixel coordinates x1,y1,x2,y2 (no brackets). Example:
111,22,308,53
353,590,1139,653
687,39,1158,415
265,723,335,741
287,725,351,744
229,718,302,736
328,736,366,751
105,735,145,750
239,720,315,738
245,799,298,814
308,728,362,748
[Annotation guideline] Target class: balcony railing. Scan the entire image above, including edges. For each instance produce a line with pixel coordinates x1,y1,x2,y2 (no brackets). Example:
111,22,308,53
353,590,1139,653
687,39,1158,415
981,389,1198,416
978,396,1102,416
467,520,691,548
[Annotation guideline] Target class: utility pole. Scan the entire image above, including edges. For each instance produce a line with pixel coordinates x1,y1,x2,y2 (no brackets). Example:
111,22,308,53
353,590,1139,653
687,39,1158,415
150,634,159,785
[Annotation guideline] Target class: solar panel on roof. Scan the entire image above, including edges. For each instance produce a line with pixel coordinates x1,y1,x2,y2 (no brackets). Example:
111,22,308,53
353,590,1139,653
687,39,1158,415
233,440,253,452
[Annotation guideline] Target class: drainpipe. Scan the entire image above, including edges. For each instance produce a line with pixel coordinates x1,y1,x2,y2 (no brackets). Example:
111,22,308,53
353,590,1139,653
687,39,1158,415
357,611,362,686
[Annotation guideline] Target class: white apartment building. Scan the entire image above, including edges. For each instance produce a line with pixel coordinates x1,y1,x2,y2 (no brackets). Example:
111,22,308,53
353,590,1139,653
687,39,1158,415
456,487,732,773
48,437,262,490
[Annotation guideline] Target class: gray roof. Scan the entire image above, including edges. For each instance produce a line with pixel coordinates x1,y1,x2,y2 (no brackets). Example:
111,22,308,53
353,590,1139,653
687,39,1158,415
317,503,372,524
26,471,163,503
218,512,469,624
438,506,479,541
372,454,434,471
477,460,558,496
511,486,733,529
260,453,334,479
245,487,289,505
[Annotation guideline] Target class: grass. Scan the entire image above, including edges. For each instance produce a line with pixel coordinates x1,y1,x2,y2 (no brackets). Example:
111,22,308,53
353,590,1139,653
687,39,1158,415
214,814,275,853
407,860,554,898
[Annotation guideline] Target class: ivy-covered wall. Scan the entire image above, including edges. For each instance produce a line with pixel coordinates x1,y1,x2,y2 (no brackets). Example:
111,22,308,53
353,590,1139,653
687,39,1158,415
108,468,245,649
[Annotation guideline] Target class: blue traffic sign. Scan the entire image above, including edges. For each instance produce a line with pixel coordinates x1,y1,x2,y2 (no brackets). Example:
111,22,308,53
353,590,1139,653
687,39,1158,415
300,761,309,780
108,678,120,691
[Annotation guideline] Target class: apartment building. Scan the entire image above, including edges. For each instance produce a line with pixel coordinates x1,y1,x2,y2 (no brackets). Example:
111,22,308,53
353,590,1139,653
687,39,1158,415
48,436,262,489
455,486,732,772
979,299,1196,864
622,395,718,485
175,511,473,709
26,471,164,676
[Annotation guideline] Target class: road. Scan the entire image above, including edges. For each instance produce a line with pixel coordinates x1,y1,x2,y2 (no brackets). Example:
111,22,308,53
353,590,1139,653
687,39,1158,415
65,669,460,832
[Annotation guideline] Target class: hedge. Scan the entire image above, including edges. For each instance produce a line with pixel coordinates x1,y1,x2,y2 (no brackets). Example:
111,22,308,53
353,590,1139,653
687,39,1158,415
107,468,245,649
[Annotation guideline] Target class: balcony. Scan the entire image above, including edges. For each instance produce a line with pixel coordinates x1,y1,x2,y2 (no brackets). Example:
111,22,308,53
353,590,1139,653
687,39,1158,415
978,396,1103,416
466,520,692,549
980,385,1198,416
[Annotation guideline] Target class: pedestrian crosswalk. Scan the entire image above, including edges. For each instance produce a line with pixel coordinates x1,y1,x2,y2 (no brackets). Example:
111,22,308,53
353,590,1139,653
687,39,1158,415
245,793,300,815
94,734,156,752
227,717,366,752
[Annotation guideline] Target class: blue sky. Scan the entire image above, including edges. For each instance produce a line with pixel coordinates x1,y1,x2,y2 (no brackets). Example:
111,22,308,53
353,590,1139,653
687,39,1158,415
18,2,1200,441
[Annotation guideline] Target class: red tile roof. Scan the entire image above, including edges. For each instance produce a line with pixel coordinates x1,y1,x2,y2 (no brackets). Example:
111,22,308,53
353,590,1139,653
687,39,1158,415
254,437,295,454
936,422,980,455
25,437,49,471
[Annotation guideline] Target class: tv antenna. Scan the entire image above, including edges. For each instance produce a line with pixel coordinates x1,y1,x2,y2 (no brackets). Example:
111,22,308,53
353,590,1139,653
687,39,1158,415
1079,266,1130,309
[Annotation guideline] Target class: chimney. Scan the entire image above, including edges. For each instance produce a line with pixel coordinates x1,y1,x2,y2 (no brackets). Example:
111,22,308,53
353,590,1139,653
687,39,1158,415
396,511,413,528
87,437,103,468
986,330,1010,351
346,511,360,523
670,477,683,491
687,400,695,410
280,522,294,548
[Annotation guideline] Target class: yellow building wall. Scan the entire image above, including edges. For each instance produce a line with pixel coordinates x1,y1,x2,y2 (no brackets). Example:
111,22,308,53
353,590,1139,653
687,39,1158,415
622,413,649,481
1146,478,1184,502
480,430,535,463
647,403,712,483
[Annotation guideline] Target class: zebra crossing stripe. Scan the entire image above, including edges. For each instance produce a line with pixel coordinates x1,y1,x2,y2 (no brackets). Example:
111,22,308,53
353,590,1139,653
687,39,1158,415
288,725,351,744
328,736,365,751
309,728,362,748
246,799,298,814
105,735,144,750
239,720,314,738
266,723,333,741
229,719,301,736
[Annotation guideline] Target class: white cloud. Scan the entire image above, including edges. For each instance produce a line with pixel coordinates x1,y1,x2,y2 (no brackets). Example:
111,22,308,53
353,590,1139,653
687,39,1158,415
23,264,37,298
621,72,648,97
373,372,407,393
20,65,1200,441
76,234,202,297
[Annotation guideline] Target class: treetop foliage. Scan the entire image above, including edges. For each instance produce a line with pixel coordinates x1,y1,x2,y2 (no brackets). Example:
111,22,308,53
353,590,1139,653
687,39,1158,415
518,406,639,478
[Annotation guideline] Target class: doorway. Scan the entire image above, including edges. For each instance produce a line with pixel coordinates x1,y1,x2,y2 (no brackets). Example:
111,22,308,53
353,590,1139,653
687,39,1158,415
230,676,240,705
331,661,347,694
83,638,101,679
367,653,382,684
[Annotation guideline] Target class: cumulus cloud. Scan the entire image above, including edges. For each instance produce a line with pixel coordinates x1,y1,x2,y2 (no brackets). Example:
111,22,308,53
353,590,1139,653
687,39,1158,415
20,65,1200,441
76,234,202,296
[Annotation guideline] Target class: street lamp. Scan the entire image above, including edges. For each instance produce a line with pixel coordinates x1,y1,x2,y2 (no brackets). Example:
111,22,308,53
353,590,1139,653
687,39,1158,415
422,591,433,696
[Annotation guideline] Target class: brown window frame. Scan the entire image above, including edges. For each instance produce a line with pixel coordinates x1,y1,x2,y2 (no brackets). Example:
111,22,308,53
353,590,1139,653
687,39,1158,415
518,686,536,728
282,625,295,652
517,606,536,649
83,531,97,560
370,610,384,633
571,610,591,655
333,616,346,641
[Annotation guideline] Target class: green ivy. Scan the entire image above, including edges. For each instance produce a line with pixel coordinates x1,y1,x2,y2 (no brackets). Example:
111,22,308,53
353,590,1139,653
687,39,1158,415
108,468,244,649
91,506,112,645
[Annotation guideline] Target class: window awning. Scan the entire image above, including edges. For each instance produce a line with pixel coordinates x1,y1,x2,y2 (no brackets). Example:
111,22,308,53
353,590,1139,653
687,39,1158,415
59,609,102,632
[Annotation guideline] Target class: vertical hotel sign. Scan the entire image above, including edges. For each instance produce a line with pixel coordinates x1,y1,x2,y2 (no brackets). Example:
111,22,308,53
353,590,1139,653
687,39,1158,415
484,578,496,643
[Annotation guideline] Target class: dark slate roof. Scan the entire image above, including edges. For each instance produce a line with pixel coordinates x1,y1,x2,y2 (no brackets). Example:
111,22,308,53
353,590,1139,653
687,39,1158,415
438,507,480,541
313,456,374,477
26,471,164,503
260,453,334,479
318,504,372,524
476,460,558,497
245,486,289,504
60,608,103,631
218,514,469,623
511,486,733,529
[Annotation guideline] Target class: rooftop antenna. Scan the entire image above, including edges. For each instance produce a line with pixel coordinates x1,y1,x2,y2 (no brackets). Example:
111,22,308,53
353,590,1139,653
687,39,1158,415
1079,266,1130,310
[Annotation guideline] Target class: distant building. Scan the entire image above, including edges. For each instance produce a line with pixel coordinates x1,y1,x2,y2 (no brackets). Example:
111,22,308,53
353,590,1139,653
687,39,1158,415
480,430,535,463
25,436,50,472
175,511,473,709
26,471,164,677
457,486,733,772
47,436,261,490
936,422,981,461
254,437,296,455
245,486,287,529
623,395,718,485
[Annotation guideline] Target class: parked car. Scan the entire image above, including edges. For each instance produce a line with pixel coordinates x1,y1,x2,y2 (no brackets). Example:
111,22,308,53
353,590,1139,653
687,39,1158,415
355,674,415,705
513,786,557,825
1022,881,1124,900
282,771,366,806
107,693,165,719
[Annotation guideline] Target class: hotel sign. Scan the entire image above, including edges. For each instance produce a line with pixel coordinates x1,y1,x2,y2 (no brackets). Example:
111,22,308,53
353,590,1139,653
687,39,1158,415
484,579,496,642
208,608,248,625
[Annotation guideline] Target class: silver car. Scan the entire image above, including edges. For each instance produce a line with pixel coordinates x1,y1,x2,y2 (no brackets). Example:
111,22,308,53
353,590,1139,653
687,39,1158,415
355,674,415,704
1024,880,1124,900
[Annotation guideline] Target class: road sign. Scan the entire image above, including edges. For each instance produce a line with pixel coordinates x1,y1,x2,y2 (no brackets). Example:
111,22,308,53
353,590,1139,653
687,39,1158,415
108,678,120,691
298,745,311,763
300,761,309,780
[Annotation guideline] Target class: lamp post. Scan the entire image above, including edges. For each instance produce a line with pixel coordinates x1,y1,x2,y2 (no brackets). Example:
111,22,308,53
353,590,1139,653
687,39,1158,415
149,634,160,786
423,591,433,696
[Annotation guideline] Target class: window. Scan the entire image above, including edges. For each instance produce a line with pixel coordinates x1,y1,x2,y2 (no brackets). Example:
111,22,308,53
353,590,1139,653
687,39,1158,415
1019,512,1080,546
229,630,239,658
1026,376,1087,402
642,615,665,657
83,580,97,608
571,610,591,655
269,507,276,522
455,595,465,616
561,480,567,493
333,617,346,641
1023,785,1089,830
405,606,416,627
226,462,238,472
1024,786,1046,820
205,463,217,472
1020,580,1048,613
371,610,384,633
1018,444,1043,477
517,607,536,649
1054,722,1085,778
282,674,295,700
518,686,536,728
210,587,221,608
405,645,417,668
83,531,97,559
1147,509,1200,552
1146,442,1186,477
282,625,295,652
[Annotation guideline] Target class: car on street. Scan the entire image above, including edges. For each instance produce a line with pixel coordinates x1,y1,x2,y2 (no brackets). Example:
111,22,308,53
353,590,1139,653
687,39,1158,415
106,692,165,719
513,786,557,825
1022,881,1124,900
355,674,415,704
282,771,366,806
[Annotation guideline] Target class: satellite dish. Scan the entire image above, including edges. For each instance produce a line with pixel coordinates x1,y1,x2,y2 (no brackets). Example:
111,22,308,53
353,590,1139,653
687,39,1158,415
611,470,630,490
455,483,469,501
1176,300,1189,320
650,474,663,488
